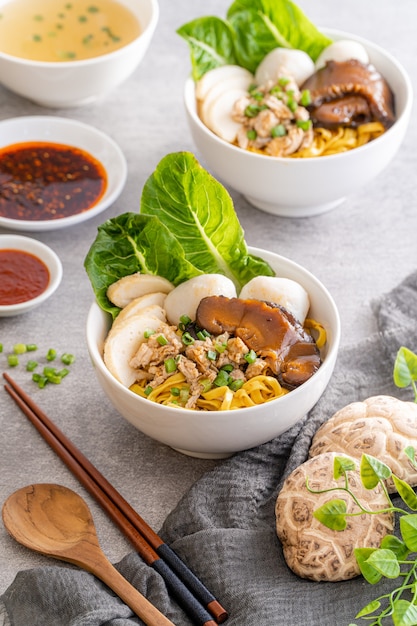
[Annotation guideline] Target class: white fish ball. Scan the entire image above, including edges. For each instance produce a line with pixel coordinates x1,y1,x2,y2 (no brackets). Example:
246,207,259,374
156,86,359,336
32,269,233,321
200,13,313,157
164,274,237,326
315,40,369,70
255,48,315,87
239,276,310,323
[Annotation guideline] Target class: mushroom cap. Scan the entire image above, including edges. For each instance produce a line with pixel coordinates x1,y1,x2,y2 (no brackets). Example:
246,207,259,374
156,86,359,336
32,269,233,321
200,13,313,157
275,452,394,582
309,395,417,492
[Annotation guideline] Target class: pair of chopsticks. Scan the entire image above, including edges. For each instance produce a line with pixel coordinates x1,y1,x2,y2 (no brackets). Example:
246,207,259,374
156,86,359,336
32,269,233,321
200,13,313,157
3,372,228,626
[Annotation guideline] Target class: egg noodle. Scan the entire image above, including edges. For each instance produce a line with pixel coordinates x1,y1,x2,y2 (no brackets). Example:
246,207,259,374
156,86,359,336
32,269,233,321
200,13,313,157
130,318,327,411
131,373,288,411
290,122,386,158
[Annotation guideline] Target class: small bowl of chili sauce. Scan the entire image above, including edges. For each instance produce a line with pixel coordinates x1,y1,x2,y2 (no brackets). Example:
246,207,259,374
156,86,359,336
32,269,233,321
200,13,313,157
0,234,62,316
0,116,127,232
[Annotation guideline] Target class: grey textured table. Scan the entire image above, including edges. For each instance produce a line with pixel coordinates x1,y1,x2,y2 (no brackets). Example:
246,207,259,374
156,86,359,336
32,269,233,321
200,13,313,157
0,0,416,598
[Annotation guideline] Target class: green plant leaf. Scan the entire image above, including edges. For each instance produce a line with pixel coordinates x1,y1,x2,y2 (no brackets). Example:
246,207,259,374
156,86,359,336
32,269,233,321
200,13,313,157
380,534,410,560
360,454,392,489
313,499,347,530
334,455,356,478
355,599,381,618
392,475,417,510
176,17,237,81
393,346,417,388
405,446,417,467
392,599,417,626
140,152,275,290
355,548,382,584
400,514,417,552
365,548,401,579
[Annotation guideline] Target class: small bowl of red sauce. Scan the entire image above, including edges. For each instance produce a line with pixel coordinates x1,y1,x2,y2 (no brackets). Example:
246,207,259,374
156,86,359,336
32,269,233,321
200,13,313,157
0,234,63,316
0,116,127,232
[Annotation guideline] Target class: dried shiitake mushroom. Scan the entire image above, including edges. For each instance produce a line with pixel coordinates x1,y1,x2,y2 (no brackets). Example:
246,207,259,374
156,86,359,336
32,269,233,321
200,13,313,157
275,452,394,582
309,395,417,493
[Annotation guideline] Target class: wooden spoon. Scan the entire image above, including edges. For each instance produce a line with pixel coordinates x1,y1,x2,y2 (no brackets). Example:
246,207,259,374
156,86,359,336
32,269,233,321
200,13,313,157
2,483,175,626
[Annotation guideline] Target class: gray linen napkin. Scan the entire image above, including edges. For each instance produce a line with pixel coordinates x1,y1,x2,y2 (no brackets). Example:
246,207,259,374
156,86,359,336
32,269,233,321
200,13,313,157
1,271,417,626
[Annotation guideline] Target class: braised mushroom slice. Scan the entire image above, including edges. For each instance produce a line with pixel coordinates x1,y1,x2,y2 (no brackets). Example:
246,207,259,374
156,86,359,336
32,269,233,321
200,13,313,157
301,59,395,129
195,296,321,387
276,452,394,582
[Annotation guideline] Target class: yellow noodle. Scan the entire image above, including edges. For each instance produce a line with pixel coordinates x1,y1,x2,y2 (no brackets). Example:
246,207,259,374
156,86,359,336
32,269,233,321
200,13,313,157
304,318,327,349
131,372,288,411
291,122,385,158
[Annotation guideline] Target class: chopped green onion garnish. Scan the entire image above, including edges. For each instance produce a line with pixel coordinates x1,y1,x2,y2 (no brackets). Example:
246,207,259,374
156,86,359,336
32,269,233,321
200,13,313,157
245,104,268,118
207,350,217,361
144,329,155,338
46,348,57,361
221,364,234,373
61,353,75,365
179,314,192,326
200,378,213,393
0,344,3,352
287,98,297,113
300,89,311,106
157,335,168,346
7,355,19,367
26,344,38,352
278,76,290,86
244,350,257,364
182,332,194,345
270,85,283,96
13,343,27,354
59,368,70,378
296,119,312,131
26,360,38,372
215,342,227,353
164,357,177,373
247,129,257,140
230,379,244,391
46,372,62,384
214,369,231,387
144,385,153,396
33,374,47,388
196,329,211,340
171,387,180,396
271,124,286,138
179,387,190,403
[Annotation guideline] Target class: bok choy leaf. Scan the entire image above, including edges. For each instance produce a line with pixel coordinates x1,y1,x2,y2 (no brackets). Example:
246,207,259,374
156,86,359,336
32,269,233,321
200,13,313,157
177,0,332,79
85,152,275,318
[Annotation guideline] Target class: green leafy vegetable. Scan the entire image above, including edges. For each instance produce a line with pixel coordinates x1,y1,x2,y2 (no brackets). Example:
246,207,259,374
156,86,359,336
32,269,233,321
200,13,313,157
84,212,199,318
84,152,275,318
177,0,332,79
141,152,274,287
393,346,417,402
176,16,237,81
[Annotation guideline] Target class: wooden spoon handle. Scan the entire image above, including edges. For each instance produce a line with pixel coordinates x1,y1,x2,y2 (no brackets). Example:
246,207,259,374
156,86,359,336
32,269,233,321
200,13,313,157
88,552,176,626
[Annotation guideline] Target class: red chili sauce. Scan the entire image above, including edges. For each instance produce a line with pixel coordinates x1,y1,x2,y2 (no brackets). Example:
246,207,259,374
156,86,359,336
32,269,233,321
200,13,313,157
0,249,50,305
0,141,107,221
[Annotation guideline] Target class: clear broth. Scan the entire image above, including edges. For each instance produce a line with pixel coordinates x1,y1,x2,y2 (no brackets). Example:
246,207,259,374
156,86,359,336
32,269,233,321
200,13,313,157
0,0,141,61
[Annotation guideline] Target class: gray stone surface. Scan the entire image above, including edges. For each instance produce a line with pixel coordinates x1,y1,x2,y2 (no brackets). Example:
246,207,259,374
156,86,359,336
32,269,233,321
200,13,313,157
0,0,416,596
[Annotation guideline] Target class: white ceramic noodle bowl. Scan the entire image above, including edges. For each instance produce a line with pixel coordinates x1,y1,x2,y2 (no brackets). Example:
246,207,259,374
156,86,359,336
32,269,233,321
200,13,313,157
184,29,413,218
86,248,341,459
0,0,159,107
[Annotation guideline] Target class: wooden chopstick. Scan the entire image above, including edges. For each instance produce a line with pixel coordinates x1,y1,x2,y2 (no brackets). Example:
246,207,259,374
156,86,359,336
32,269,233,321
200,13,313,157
3,373,228,626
